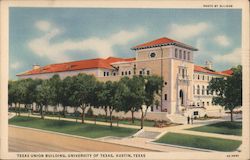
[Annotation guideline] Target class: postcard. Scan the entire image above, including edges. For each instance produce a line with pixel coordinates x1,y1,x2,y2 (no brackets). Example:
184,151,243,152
0,0,249,159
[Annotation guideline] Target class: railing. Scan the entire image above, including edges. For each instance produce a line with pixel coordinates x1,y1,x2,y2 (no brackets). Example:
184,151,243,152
177,74,189,81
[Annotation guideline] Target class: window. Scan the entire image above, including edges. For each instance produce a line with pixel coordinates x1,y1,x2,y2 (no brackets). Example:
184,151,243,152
121,71,124,76
139,71,143,75
147,70,150,75
197,85,200,95
113,72,116,76
194,111,199,115
206,86,209,95
179,50,182,59
107,72,109,76
183,51,186,59
103,72,106,76
193,74,195,79
149,52,156,58
175,49,178,58
182,68,185,78
202,75,204,80
164,94,167,100
179,90,184,105
187,52,190,60
128,71,131,75
207,76,209,81
202,102,205,107
202,86,205,95
125,71,127,75
207,102,209,106
198,75,200,80
193,85,195,94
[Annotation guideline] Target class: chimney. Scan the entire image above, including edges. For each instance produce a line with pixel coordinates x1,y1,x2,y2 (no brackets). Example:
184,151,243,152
33,64,40,70
205,61,212,70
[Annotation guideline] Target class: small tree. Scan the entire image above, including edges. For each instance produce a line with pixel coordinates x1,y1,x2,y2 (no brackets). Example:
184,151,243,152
208,65,242,122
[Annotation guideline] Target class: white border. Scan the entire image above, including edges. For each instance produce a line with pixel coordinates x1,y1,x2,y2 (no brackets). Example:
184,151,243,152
1,0,249,160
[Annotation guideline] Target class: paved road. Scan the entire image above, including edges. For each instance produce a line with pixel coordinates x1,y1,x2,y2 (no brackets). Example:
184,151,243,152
8,126,154,152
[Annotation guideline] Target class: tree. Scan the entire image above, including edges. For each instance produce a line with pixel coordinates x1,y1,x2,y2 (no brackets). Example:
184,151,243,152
36,80,53,119
73,73,97,123
107,81,125,127
8,80,19,114
49,75,62,114
141,75,163,129
58,76,74,118
92,81,109,121
120,76,145,124
208,65,242,122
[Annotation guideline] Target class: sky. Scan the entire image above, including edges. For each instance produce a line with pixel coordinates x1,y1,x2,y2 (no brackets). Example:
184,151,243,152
9,8,241,80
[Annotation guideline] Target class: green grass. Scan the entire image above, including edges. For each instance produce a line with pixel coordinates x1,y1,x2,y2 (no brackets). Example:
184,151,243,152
155,132,242,152
9,116,138,138
45,114,156,127
186,121,242,136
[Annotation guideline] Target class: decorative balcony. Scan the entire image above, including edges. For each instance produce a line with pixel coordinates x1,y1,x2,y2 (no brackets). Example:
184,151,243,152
177,73,190,81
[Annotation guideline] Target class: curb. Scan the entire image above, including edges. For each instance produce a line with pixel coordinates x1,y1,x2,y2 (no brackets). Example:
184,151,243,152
147,141,215,152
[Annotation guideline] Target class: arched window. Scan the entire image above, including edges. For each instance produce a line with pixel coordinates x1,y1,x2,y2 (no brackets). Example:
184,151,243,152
197,85,200,95
179,90,184,105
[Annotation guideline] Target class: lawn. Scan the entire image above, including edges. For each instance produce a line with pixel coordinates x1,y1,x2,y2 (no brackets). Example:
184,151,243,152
44,113,156,127
155,132,242,152
186,121,242,136
9,116,138,138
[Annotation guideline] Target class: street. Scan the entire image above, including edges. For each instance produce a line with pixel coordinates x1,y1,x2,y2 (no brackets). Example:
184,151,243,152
9,126,153,152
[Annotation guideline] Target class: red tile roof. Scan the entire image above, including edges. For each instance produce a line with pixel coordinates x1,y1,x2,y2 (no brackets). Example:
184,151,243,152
17,57,135,76
194,65,232,76
131,37,198,51
221,69,233,75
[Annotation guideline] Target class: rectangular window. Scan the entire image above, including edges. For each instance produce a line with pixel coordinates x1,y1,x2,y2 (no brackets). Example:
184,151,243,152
187,52,190,60
175,48,178,58
128,71,131,75
147,70,150,75
139,71,143,75
107,72,109,76
179,50,182,59
183,51,186,59
121,71,124,76
164,94,167,100
103,72,106,76
194,111,199,115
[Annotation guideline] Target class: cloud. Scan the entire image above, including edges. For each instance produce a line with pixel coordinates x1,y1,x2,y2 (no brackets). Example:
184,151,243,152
168,22,211,40
212,48,241,65
35,20,52,32
214,35,231,47
28,20,146,62
10,61,22,69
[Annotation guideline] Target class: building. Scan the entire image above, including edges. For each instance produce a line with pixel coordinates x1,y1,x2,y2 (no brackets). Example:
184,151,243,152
17,37,232,122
